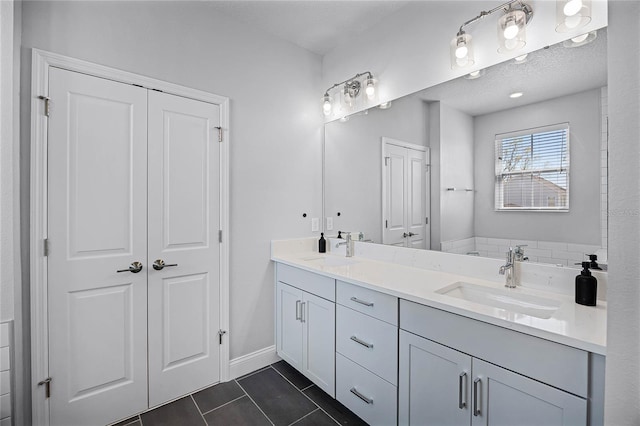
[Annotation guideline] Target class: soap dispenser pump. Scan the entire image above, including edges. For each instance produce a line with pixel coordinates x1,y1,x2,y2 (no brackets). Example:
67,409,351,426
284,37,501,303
575,261,597,306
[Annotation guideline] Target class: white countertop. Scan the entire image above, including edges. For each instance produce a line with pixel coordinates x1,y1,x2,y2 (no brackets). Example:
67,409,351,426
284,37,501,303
271,248,606,355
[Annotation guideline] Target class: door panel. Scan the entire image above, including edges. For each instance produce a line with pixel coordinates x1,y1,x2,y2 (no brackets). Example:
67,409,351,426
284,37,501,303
303,293,335,397
147,91,221,407
383,144,407,246
48,67,148,426
407,152,426,249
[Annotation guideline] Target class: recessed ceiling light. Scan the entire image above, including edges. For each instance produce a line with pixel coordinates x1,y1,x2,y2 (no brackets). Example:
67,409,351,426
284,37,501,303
509,92,524,98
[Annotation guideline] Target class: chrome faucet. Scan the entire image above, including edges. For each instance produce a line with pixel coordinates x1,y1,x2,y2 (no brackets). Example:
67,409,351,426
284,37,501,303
336,232,354,257
499,245,528,288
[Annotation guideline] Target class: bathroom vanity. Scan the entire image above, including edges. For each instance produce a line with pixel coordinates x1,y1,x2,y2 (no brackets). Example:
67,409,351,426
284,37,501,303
272,238,606,426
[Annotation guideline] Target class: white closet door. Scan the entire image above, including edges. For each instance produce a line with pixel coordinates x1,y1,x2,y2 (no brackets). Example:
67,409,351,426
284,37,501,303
147,91,221,407
48,68,149,426
383,144,408,246
406,149,426,250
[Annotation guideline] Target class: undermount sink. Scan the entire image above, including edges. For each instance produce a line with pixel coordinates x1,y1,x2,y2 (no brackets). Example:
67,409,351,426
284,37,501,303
302,256,359,267
436,282,562,319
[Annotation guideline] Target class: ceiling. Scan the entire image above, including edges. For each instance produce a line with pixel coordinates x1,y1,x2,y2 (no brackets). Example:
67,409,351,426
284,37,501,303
207,1,410,56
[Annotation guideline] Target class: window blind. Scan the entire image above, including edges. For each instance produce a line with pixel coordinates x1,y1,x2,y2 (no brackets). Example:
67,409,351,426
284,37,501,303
495,123,569,211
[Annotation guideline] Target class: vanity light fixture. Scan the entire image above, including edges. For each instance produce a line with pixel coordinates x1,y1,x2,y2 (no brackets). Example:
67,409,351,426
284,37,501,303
378,101,392,110
562,30,597,47
321,71,377,116
464,69,486,79
556,0,591,33
514,53,528,63
450,0,533,69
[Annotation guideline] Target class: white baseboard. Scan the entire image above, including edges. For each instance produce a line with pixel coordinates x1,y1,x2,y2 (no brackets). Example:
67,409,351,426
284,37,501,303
229,345,281,380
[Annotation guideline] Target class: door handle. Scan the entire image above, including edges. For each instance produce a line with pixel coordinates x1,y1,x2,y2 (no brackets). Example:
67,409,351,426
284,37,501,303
117,261,143,273
295,300,301,321
152,259,178,271
403,232,409,238
458,372,467,409
408,232,417,237
350,335,374,349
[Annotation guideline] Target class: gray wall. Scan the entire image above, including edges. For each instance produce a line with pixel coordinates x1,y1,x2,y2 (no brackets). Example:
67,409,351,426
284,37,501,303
438,103,474,244
324,94,427,242
473,89,602,245
605,1,640,423
19,1,323,365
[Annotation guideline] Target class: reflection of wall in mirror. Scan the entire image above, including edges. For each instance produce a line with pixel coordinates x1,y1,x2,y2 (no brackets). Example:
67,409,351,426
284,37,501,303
438,87,605,266
324,95,428,243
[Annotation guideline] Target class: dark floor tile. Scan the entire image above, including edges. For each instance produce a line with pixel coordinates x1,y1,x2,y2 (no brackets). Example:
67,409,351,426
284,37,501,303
203,395,271,426
193,380,246,413
140,396,205,426
238,367,317,426
293,409,340,426
303,386,367,426
272,360,313,390
236,365,271,381
110,415,140,426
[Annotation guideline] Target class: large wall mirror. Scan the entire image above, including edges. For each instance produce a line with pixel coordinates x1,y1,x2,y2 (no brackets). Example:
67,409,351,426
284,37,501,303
324,29,608,269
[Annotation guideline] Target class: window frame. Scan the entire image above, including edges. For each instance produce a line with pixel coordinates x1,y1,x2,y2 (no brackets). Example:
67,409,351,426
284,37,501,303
494,122,570,212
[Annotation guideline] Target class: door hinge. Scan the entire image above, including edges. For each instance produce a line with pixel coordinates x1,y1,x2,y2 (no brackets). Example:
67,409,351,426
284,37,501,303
218,230,222,243
215,126,223,142
384,156,390,166
43,238,49,256
218,329,227,345
38,377,52,398
426,217,429,225
38,96,50,117
385,220,388,229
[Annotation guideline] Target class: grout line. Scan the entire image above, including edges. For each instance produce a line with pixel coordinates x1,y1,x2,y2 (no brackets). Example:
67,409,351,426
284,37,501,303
236,365,272,382
288,408,321,426
300,384,315,392
235,379,276,426
190,394,208,426
200,394,247,416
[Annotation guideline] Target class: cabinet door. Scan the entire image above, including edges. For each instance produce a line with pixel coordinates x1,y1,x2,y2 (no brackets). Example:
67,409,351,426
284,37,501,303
399,331,471,426
276,282,304,370
471,359,587,426
303,292,336,397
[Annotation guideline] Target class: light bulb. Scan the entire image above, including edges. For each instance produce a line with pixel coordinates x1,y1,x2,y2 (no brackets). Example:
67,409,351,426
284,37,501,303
322,94,332,116
563,0,583,17
571,33,589,43
365,78,376,99
503,18,519,40
455,43,468,59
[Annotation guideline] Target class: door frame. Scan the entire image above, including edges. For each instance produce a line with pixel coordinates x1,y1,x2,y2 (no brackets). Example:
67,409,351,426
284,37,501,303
381,137,429,247
29,49,231,425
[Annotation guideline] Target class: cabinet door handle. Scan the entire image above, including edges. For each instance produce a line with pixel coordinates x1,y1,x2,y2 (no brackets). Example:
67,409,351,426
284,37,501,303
350,296,374,307
350,335,374,349
459,372,467,409
295,300,301,321
350,387,373,405
301,302,306,323
473,377,481,417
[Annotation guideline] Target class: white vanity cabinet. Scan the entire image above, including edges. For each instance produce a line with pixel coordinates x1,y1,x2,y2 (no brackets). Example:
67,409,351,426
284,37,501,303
399,300,590,426
335,281,399,426
275,264,336,397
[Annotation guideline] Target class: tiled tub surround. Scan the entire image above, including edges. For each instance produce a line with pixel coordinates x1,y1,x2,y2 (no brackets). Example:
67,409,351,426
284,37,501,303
440,236,605,267
272,238,607,355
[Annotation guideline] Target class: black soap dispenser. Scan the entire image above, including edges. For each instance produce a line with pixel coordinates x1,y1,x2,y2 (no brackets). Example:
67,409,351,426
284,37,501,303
575,261,597,306
319,233,326,253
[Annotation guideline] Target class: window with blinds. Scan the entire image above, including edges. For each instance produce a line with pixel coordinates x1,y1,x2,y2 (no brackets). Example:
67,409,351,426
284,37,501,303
495,123,569,211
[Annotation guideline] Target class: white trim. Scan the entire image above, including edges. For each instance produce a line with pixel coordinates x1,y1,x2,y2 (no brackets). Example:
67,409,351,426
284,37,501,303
383,136,427,152
229,346,281,380
29,49,231,425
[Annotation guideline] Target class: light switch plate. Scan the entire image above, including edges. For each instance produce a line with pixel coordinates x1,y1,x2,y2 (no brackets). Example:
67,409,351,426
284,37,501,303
311,217,319,232
326,217,333,231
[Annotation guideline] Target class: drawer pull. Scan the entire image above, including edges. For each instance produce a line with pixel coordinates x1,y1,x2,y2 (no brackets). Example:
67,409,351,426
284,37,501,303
473,377,481,416
350,296,374,307
295,300,301,321
458,372,467,409
350,335,374,349
350,387,373,405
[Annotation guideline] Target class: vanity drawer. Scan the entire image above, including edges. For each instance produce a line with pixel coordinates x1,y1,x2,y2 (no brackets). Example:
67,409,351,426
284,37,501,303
336,305,398,385
336,353,397,426
336,280,398,325
276,263,335,301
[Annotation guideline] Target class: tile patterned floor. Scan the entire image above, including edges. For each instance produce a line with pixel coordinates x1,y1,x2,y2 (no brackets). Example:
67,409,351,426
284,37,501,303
110,361,367,426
